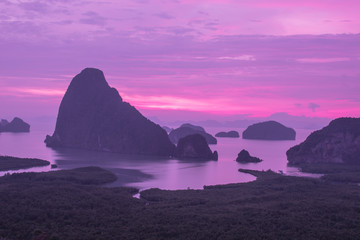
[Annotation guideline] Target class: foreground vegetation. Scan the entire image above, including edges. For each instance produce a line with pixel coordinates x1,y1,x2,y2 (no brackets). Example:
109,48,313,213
0,166,117,185
0,156,50,171
2,166,360,239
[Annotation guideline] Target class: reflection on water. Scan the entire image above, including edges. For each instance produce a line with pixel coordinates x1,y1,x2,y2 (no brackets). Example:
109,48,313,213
0,127,315,190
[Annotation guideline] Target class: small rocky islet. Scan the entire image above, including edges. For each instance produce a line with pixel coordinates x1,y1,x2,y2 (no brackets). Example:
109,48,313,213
215,131,239,138
0,117,30,133
236,149,262,163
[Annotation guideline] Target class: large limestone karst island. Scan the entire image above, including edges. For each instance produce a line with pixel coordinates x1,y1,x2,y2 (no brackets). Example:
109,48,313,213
45,68,175,156
242,121,296,140
287,118,360,165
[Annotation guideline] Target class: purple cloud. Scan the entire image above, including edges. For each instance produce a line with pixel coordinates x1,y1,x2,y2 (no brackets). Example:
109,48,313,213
0,0,360,120
308,103,320,112
154,12,175,19
19,2,49,13
79,11,107,26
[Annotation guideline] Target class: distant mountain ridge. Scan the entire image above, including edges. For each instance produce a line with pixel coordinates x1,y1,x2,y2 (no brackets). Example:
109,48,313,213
215,131,239,138
147,112,331,130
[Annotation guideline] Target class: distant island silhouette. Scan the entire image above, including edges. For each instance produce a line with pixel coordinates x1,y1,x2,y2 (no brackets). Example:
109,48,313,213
242,121,296,140
0,117,30,133
169,123,217,145
215,131,239,138
45,68,174,156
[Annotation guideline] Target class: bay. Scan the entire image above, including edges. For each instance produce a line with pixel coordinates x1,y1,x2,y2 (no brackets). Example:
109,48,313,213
0,126,317,190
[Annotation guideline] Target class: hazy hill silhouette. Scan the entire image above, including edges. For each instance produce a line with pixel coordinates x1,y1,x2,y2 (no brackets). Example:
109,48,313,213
0,117,30,132
242,121,296,140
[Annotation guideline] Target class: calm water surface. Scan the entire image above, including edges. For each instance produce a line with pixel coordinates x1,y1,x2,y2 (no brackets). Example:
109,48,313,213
0,126,316,190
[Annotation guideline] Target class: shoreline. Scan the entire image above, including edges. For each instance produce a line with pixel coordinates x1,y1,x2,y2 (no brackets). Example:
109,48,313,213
0,156,50,172
0,155,325,191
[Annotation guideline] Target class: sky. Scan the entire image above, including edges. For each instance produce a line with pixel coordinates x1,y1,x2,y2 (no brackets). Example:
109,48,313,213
0,0,359,124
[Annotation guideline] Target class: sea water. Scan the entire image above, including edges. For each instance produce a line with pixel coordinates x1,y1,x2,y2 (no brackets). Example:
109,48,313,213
0,126,316,190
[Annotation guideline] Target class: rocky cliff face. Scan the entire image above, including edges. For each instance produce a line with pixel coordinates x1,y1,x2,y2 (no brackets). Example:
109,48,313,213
162,126,173,133
242,121,296,140
174,134,218,160
169,123,217,145
0,117,30,132
45,68,174,156
0,119,9,127
287,118,360,165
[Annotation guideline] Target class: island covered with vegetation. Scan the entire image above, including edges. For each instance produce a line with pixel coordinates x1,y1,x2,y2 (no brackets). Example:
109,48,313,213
0,156,50,171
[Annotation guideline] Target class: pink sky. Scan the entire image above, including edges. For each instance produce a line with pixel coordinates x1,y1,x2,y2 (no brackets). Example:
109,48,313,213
0,0,359,123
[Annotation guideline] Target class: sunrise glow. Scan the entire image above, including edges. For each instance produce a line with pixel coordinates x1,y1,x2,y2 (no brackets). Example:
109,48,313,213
0,0,359,122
